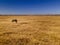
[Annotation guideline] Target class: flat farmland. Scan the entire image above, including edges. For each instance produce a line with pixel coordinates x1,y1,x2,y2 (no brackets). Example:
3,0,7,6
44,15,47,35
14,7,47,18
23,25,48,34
0,16,60,45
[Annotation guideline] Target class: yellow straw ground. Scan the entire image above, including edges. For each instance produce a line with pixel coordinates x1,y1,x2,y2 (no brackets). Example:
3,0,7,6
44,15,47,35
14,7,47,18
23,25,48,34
0,16,60,45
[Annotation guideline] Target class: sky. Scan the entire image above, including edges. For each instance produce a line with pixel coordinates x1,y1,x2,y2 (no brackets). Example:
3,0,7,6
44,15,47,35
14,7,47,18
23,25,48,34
0,0,60,14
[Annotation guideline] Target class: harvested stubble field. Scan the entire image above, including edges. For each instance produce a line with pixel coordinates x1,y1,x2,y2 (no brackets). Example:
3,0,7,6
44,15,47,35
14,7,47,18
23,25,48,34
0,15,60,45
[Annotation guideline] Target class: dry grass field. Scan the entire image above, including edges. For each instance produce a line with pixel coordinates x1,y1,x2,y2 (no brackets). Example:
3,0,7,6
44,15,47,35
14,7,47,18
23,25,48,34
0,15,60,45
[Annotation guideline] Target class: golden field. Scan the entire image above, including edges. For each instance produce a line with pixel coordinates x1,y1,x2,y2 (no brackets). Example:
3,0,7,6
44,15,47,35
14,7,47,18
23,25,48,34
0,15,60,45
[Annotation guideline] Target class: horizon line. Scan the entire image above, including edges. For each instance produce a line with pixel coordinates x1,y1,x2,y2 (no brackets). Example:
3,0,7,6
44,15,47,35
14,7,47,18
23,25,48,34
0,14,60,15
0,14,60,16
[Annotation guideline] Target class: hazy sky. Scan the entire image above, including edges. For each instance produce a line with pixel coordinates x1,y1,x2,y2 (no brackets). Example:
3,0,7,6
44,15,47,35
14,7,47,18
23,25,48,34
0,0,60,14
